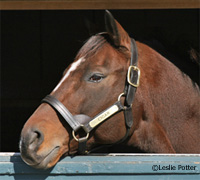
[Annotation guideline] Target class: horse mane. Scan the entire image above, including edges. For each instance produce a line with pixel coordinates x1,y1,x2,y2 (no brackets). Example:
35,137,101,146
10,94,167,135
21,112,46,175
181,72,200,94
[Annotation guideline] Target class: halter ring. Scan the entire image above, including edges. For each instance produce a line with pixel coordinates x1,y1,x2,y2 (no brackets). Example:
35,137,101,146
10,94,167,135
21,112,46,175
118,92,125,102
72,125,89,142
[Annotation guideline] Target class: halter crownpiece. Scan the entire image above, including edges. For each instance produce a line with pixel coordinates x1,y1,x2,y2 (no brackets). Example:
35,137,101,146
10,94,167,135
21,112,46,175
42,38,140,154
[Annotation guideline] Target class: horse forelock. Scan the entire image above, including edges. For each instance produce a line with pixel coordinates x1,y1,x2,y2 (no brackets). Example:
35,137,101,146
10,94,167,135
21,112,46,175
76,34,107,60
75,32,125,60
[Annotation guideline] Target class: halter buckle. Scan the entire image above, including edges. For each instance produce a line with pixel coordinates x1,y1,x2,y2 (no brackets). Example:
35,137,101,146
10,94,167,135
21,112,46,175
127,66,140,87
72,125,89,142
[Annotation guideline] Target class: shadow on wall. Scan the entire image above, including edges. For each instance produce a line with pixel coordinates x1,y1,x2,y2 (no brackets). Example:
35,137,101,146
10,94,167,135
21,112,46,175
11,153,52,180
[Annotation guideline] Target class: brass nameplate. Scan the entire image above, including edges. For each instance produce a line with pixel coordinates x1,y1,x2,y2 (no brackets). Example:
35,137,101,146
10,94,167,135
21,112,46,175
89,105,119,128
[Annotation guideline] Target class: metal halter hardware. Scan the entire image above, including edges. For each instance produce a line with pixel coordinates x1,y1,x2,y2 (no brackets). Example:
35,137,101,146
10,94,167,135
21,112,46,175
72,125,89,142
41,38,140,154
127,66,140,87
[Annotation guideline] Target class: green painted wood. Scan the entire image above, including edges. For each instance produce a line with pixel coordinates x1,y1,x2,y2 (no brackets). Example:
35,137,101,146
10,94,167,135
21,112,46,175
0,153,199,180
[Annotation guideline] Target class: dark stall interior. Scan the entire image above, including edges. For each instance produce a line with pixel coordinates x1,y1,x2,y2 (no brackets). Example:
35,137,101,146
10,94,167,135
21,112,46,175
1,9,199,152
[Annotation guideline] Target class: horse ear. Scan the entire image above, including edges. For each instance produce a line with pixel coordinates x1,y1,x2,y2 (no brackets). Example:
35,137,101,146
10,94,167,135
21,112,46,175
105,10,130,50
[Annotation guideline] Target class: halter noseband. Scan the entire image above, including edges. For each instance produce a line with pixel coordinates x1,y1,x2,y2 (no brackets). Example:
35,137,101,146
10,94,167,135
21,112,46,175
42,38,140,154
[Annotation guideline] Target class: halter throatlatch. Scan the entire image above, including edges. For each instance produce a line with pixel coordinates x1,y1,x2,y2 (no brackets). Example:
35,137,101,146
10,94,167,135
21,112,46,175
42,38,140,154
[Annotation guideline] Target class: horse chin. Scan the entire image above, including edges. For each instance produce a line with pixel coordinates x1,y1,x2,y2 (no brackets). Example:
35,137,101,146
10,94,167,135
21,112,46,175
21,146,62,170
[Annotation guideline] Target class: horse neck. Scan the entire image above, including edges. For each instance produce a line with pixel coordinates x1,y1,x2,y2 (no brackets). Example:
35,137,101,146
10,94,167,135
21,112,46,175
137,41,199,118
129,42,200,153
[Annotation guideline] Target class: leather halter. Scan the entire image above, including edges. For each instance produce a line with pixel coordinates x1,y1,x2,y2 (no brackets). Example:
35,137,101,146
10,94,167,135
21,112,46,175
42,38,140,154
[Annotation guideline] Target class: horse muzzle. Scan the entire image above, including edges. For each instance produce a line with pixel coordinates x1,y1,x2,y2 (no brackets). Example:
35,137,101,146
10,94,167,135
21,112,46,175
19,126,61,169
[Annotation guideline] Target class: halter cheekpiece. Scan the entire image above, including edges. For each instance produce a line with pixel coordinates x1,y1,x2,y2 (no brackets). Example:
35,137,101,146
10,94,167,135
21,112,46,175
42,38,140,154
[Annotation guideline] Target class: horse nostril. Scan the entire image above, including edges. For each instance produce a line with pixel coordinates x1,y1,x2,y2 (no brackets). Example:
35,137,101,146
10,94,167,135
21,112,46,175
33,129,44,146
30,130,43,144
21,128,44,151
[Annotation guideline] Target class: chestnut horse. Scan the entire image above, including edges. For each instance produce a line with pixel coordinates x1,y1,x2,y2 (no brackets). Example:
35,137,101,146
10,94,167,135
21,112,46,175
20,11,200,169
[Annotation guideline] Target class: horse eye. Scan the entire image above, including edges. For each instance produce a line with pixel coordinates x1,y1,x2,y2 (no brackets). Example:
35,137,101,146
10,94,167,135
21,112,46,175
89,74,104,83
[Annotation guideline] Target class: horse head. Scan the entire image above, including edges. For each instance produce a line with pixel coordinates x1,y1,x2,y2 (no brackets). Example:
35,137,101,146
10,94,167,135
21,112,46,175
20,11,137,169
20,10,200,169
